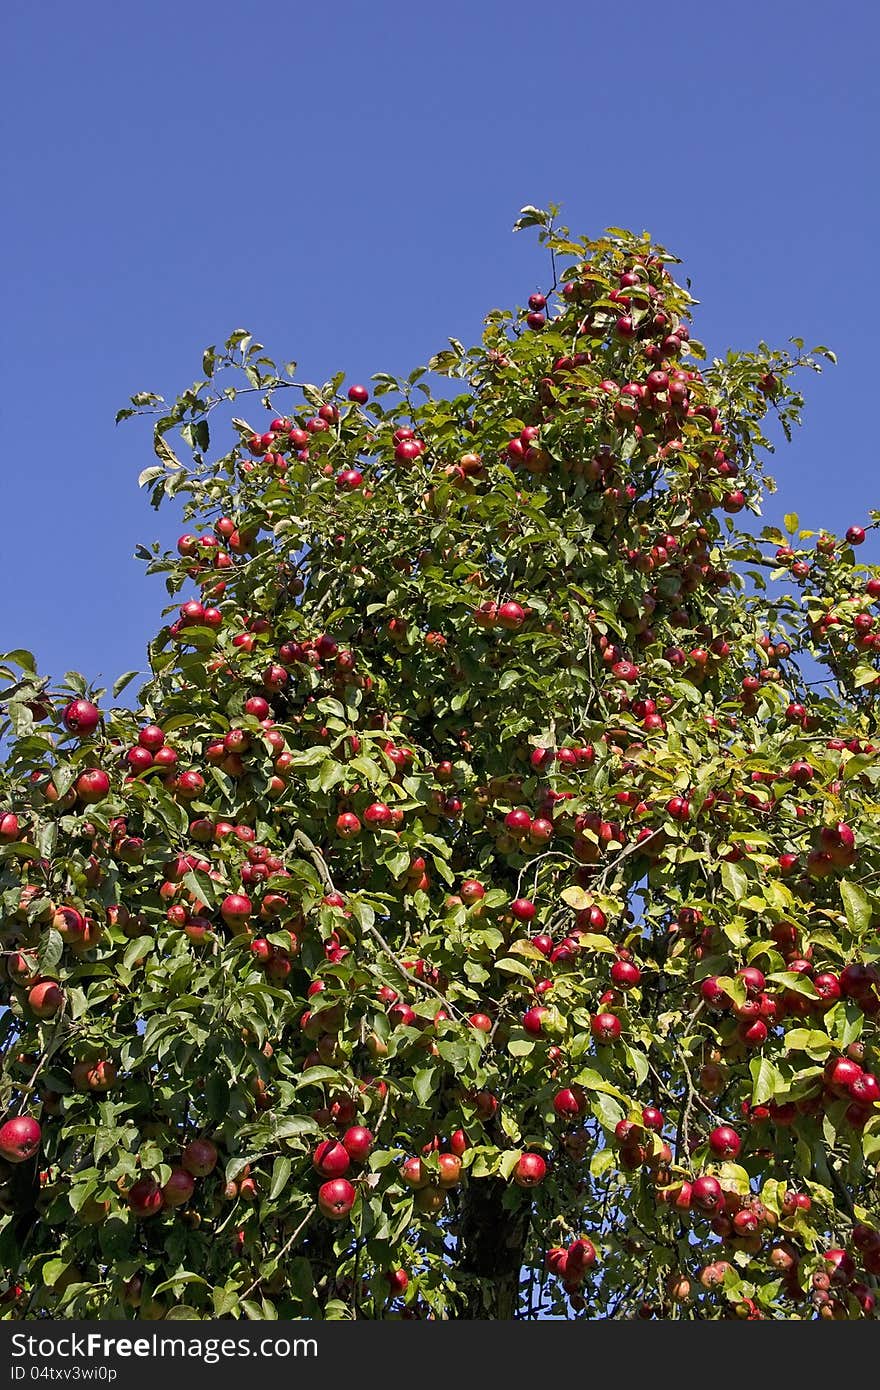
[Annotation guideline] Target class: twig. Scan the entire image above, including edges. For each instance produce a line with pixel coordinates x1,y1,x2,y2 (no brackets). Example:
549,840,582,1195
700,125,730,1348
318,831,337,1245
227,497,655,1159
595,829,663,891
290,829,336,894
365,920,466,1020
240,1206,315,1302
290,827,465,1018
16,1020,66,1115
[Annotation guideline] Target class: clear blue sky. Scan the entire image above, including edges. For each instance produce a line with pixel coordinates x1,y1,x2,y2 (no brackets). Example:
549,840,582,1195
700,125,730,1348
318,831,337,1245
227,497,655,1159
4,0,878,693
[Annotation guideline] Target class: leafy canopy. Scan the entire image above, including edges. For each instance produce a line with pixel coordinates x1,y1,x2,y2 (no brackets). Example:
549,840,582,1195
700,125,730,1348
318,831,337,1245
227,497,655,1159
1,207,879,1321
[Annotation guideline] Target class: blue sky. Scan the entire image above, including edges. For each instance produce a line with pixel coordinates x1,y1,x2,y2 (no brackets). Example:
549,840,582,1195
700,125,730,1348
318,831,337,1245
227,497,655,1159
4,0,878,693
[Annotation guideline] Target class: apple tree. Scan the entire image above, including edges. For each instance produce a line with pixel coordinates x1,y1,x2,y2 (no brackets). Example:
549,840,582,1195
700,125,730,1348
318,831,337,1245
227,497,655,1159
1,207,879,1320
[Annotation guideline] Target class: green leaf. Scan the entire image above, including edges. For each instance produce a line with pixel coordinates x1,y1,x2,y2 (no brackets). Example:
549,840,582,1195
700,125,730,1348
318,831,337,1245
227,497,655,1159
560,886,592,911
853,665,879,689
286,747,330,768
840,881,872,934
720,860,749,902
624,1045,649,1087
590,1092,626,1129
293,1071,341,1097
498,1150,523,1179
113,670,140,698
138,465,165,489
37,928,64,974
784,1029,835,1056
750,1056,781,1106
3,649,37,675
493,956,535,981
768,971,819,999
123,935,153,969
206,1072,230,1122
269,1155,292,1200
590,1148,616,1178
714,974,747,1008
274,1116,319,1141
569,933,616,954
152,1272,208,1297
413,1069,437,1105
718,1162,752,1196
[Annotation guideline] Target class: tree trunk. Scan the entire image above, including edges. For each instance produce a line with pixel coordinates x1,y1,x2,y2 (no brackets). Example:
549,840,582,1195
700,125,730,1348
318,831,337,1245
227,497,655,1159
456,1178,528,1319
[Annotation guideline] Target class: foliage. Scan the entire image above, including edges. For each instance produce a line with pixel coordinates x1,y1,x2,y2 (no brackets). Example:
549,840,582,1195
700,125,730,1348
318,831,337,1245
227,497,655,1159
1,207,879,1320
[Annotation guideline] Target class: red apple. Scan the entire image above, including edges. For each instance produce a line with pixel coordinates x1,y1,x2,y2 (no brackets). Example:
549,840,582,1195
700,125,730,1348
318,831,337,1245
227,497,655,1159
76,769,110,804
313,1140,351,1177
220,893,252,926
341,1126,373,1163
28,981,64,1019
63,700,101,736
708,1125,741,1159
318,1178,356,1220
128,1178,164,1219
384,1268,408,1295
0,1116,41,1164
591,1012,621,1043
182,1138,218,1177
691,1174,723,1213
513,1152,547,1187
161,1167,195,1207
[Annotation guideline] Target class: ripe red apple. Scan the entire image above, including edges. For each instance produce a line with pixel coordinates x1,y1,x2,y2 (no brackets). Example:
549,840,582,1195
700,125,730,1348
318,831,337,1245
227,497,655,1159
736,1013,768,1047
128,1177,164,1219
459,880,485,904
567,1237,597,1273
0,1116,41,1164
691,1174,723,1213
496,601,526,631
182,1138,218,1177
611,959,641,989
399,1156,428,1189
591,1012,621,1043
28,981,64,1019
63,700,101,736
472,1090,499,1121
341,1126,373,1163
513,1152,547,1187
824,1056,863,1097
708,1125,741,1159
437,1153,462,1188
317,1177,356,1220
388,1002,417,1028
161,1167,195,1207
76,768,110,804
546,1246,568,1277
336,812,362,839
510,897,536,923
313,1139,351,1177
522,1006,548,1036
850,1072,880,1106
641,1105,664,1133
505,808,532,836
220,893,252,926
553,1087,585,1119
384,1268,408,1295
